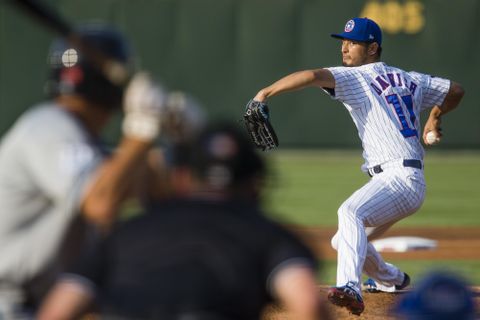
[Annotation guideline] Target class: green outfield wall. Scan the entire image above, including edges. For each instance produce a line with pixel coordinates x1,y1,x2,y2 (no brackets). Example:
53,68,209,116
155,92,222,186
1,0,479,148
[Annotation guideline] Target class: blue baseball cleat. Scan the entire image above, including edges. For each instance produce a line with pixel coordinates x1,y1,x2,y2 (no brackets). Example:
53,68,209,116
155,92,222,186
363,272,411,293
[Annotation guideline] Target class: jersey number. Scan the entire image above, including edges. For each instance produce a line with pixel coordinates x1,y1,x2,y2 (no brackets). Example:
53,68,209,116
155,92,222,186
386,93,418,138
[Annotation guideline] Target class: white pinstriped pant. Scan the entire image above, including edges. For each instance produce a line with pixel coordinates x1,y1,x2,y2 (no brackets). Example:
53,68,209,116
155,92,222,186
331,162,426,294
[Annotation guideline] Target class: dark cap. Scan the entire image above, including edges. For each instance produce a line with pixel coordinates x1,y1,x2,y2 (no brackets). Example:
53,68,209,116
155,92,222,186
172,122,266,190
393,271,475,320
331,17,382,45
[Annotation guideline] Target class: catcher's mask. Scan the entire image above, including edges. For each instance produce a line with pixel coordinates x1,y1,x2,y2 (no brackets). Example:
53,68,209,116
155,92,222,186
173,123,266,191
46,23,132,110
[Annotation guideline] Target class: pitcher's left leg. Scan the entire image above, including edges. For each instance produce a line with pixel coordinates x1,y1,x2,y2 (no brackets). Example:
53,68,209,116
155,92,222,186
335,177,391,293
329,178,388,315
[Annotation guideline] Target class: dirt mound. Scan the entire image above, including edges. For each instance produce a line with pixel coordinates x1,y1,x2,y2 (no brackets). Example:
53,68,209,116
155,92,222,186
264,286,480,319
263,287,398,319
262,226,480,319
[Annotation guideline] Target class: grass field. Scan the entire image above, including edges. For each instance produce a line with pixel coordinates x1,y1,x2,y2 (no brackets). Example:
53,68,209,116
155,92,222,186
264,150,480,226
263,150,480,284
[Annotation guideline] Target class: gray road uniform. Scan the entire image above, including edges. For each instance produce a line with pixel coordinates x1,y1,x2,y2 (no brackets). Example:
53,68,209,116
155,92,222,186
0,103,104,317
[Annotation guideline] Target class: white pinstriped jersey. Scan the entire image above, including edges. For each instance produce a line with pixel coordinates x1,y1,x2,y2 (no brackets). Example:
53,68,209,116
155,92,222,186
326,62,450,171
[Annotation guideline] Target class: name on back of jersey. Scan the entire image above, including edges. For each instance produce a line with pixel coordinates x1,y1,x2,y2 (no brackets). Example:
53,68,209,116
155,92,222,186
370,72,418,97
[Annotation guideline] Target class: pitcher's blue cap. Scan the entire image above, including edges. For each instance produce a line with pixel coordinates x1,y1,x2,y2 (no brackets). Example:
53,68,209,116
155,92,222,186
331,17,382,46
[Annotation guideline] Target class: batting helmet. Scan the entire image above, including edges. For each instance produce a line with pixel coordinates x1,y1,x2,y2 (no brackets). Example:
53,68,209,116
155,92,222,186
46,23,132,110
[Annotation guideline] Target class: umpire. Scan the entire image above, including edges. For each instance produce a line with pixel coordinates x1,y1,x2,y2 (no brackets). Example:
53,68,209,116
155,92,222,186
38,123,327,320
0,24,168,318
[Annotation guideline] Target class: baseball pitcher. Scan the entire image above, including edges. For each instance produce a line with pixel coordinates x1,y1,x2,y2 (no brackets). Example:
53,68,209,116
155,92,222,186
248,17,464,315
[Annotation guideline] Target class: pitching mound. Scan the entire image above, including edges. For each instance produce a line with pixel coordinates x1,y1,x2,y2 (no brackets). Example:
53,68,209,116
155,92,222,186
261,226,480,319
263,286,480,319
263,287,399,319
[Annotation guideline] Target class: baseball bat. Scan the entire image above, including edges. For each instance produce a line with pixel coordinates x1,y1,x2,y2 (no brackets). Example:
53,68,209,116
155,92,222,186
7,0,131,86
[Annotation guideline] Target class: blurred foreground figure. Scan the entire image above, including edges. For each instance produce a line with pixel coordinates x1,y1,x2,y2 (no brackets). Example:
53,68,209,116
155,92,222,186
0,24,167,318
38,123,329,320
393,270,476,320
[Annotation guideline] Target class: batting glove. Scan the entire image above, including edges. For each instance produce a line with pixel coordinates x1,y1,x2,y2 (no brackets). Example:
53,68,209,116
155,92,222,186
122,72,166,141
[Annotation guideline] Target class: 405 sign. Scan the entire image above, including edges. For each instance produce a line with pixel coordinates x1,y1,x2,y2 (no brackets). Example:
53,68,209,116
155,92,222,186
360,0,424,34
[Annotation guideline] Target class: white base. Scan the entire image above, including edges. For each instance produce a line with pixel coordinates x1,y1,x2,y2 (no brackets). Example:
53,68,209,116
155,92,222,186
371,236,437,252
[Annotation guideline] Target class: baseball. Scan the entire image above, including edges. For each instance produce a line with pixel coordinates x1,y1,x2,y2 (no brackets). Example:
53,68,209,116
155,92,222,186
425,131,440,145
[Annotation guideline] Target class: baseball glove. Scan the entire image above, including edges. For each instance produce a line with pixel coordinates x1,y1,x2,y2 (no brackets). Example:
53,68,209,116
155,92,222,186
243,99,279,151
